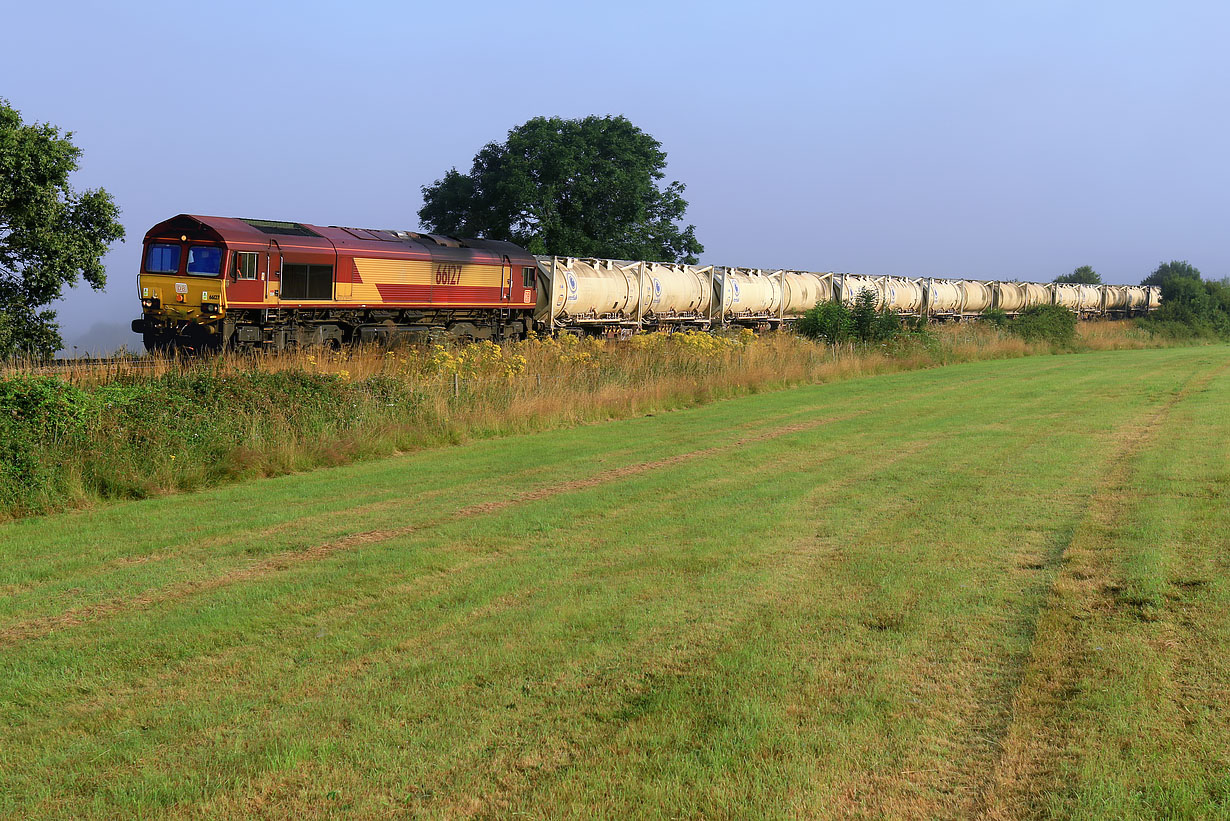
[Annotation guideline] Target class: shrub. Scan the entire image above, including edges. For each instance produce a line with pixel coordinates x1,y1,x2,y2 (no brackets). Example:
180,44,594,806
1138,275,1230,340
1007,304,1077,347
796,300,853,344
797,292,908,345
983,308,1009,327
871,308,905,342
850,290,879,341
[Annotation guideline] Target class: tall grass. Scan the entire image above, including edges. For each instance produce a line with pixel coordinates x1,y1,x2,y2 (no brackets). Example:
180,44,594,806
0,321,1178,518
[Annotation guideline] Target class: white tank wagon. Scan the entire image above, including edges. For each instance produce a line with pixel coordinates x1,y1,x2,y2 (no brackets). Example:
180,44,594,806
994,282,1027,313
923,279,994,318
991,282,1050,314
641,262,713,324
1117,285,1155,314
925,279,964,317
881,277,925,314
716,268,783,323
1147,286,1162,310
713,269,833,327
1102,285,1129,313
837,275,885,309
1052,283,1080,311
959,280,993,314
1123,286,1144,312
781,271,833,315
534,257,642,327
1024,283,1052,309
1076,284,1102,315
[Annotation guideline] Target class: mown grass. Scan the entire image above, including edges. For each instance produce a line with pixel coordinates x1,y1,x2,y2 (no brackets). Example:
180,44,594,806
0,321,1180,519
0,345,1226,818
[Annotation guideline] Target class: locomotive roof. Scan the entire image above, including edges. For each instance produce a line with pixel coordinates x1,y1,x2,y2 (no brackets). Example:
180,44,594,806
144,214,532,261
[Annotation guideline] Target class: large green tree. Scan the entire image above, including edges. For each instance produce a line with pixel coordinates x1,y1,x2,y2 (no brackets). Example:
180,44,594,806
1141,260,1201,289
0,100,124,358
419,115,703,263
1054,265,1101,285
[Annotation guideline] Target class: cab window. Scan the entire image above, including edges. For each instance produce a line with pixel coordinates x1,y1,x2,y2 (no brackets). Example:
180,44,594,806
234,251,258,279
186,246,223,276
522,266,536,287
145,244,180,273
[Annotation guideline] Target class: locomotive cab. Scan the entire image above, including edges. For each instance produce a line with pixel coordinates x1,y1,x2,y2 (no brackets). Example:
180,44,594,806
131,215,229,351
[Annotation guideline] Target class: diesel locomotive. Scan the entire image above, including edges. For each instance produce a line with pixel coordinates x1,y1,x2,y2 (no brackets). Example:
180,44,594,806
131,214,538,351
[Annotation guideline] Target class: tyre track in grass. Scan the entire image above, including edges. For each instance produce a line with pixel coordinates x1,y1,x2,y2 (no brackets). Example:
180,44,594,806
0,412,866,651
459,363,1129,820
15,416,930,820
251,372,1111,817
753,369,1161,819
0,361,1023,651
974,356,1230,820
0,401,859,633
0,362,1008,617
189,437,944,821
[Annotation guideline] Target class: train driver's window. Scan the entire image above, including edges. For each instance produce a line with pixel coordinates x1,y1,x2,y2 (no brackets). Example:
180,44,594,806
522,266,536,287
234,251,258,280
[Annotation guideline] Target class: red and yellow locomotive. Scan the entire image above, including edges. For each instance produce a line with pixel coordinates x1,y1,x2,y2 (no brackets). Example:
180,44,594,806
131,214,539,351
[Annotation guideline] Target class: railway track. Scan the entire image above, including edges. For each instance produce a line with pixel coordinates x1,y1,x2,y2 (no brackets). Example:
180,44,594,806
4,357,164,376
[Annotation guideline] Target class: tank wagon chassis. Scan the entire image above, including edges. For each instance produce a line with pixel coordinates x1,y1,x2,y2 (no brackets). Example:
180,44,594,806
131,214,1161,352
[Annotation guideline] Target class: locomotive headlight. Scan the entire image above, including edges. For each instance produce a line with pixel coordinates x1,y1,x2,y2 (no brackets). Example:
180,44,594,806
201,302,220,314
142,297,160,310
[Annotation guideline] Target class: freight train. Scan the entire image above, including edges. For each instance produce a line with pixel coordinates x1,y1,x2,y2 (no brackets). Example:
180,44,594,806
131,214,1162,351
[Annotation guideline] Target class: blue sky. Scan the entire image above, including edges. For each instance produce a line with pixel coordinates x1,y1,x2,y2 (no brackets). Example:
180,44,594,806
4,0,1227,352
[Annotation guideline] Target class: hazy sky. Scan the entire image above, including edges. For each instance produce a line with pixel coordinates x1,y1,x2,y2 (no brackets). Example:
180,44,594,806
4,0,1227,352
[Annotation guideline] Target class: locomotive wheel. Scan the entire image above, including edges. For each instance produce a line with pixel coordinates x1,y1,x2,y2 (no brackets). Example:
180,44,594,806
142,332,173,354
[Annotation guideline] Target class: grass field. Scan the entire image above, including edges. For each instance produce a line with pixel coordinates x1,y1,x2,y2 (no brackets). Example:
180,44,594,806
1,345,1227,818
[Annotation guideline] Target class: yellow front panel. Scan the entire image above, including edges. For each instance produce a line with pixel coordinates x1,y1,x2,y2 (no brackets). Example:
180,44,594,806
140,274,223,320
